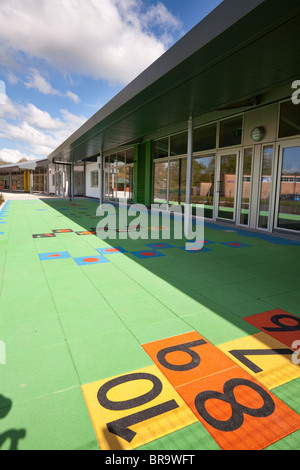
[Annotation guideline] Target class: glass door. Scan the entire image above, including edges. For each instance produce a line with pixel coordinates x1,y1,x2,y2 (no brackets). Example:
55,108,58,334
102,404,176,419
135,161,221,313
216,150,240,222
237,148,254,226
275,143,300,233
256,145,275,231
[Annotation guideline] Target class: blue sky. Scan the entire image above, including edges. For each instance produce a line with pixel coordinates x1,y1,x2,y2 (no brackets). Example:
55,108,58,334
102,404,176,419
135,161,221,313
0,0,223,163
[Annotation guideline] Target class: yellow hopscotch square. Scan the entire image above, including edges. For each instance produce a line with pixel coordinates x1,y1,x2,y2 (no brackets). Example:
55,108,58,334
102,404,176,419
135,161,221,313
81,364,197,450
218,332,300,390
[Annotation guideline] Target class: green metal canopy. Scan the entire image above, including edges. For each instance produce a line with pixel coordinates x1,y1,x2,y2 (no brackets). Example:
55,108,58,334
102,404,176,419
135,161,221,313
48,0,300,164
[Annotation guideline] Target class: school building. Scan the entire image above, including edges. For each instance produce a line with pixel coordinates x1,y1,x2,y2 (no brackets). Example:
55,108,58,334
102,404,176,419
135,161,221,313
1,0,300,237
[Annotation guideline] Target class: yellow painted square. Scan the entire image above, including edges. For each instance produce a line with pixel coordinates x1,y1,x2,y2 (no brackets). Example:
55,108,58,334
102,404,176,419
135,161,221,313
81,364,197,450
218,332,300,389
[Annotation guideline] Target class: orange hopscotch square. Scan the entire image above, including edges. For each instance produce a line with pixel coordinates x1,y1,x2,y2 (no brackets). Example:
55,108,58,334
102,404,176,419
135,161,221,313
142,331,236,389
177,367,300,450
244,309,300,350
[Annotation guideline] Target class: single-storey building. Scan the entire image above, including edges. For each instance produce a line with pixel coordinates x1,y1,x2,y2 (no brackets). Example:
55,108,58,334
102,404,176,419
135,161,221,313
1,0,300,235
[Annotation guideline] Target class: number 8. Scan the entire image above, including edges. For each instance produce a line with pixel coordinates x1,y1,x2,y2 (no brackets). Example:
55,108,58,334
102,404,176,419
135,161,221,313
194,378,275,432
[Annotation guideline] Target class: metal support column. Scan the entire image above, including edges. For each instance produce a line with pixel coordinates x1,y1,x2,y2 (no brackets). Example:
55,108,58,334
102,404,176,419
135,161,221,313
98,152,103,206
184,117,193,238
30,171,34,194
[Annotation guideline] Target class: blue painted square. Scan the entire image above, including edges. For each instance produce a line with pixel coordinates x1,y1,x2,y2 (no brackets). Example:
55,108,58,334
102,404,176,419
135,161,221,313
96,247,127,255
131,250,166,259
179,245,212,253
73,256,110,266
39,251,72,261
144,242,175,250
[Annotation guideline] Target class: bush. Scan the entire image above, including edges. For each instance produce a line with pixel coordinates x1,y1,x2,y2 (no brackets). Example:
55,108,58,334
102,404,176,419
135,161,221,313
0,193,5,206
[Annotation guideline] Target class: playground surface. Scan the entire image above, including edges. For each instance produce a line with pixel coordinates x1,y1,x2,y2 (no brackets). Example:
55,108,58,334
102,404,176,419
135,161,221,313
0,195,300,451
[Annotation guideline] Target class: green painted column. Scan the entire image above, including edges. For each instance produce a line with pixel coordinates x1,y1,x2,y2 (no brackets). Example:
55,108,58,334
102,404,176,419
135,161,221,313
133,141,153,206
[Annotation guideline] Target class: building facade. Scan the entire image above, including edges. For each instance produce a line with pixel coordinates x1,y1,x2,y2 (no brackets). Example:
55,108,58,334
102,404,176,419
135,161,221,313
1,0,299,237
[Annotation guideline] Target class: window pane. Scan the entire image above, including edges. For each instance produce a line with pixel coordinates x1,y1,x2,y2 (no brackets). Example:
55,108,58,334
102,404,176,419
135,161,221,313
169,160,179,204
170,132,187,157
125,165,134,202
277,146,300,231
154,138,168,159
117,165,125,200
110,155,117,200
126,148,134,164
91,171,98,187
179,159,187,204
219,116,243,148
194,124,217,152
279,101,300,138
117,151,125,165
240,148,253,225
258,146,273,229
153,161,168,204
104,157,110,199
191,154,215,219
218,154,237,220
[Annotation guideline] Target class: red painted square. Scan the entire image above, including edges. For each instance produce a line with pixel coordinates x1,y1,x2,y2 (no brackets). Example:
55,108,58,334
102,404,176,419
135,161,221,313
244,309,300,349
141,252,157,257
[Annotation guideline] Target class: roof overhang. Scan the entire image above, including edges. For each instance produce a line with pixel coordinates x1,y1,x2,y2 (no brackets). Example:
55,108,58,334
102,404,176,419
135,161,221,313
0,159,48,172
48,0,300,164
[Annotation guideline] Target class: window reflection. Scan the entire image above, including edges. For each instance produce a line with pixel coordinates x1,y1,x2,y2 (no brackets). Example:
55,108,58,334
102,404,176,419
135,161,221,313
192,155,215,219
240,148,253,226
258,146,273,229
277,146,300,231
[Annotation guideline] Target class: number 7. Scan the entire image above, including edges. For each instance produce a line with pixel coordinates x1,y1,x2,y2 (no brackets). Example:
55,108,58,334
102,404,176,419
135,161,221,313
229,348,292,373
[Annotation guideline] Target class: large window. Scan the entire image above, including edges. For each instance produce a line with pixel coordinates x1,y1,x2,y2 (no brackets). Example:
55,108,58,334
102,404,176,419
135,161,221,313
0,172,10,190
104,148,134,202
277,146,300,231
33,168,47,192
11,171,24,191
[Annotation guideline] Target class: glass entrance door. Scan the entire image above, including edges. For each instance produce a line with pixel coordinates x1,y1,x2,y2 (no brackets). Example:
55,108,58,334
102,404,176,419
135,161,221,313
275,144,300,232
216,151,239,222
256,145,275,231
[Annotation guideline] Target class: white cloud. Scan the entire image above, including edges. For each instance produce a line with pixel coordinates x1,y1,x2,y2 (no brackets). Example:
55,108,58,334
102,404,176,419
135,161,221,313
66,90,80,104
0,95,20,119
0,96,87,159
22,104,62,131
25,69,61,96
0,0,182,85
0,148,37,163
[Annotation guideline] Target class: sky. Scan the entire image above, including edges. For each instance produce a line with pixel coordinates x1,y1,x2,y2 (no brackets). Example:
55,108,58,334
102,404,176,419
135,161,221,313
0,0,223,163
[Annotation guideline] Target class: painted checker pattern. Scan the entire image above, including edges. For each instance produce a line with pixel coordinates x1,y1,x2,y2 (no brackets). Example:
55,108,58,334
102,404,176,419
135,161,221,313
1,197,300,451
